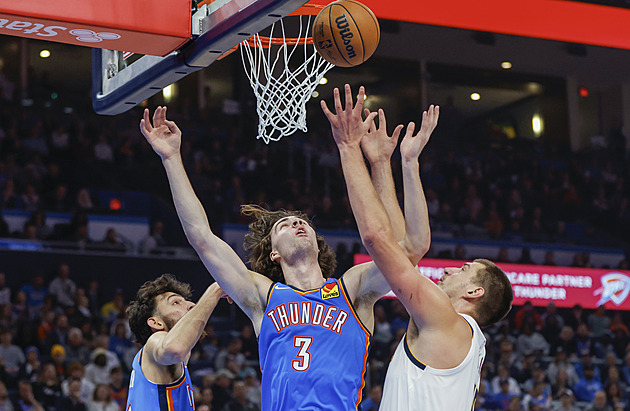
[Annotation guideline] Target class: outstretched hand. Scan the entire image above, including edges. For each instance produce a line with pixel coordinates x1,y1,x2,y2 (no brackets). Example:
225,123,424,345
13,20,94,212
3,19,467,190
400,105,439,162
139,106,182,161
361,108,404,165
321,84,377,149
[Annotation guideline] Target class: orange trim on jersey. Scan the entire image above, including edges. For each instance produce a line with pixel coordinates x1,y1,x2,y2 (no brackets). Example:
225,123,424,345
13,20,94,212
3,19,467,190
165,376,187,411
462,316,474,339
338,279,370,337
354,334,371,410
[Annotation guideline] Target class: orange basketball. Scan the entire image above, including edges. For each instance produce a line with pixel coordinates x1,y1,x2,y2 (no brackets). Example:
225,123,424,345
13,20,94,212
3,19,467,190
312,0,380,67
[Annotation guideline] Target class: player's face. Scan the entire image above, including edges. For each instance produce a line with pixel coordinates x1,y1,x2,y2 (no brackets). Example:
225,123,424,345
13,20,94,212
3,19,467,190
154,292,195,331
436,262,483,298
270,216,318,258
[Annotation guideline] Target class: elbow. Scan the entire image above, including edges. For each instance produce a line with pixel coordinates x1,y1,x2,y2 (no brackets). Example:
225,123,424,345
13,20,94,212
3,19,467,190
360,225,390,251
404,237,431,265
162,344,187,363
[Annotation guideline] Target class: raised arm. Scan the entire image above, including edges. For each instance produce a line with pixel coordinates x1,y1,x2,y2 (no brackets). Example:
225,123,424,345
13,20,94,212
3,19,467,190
140,107,270,331
322,85,458,330
360,109,405,240
145,282,225,365
397,106,439,265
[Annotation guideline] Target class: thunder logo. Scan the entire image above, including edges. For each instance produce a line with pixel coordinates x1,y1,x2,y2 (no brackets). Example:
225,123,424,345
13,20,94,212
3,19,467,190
593,273,630,306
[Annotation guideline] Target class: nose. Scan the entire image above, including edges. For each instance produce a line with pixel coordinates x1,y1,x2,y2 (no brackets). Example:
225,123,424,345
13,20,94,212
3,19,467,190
293,219,305,227
187,302,195,311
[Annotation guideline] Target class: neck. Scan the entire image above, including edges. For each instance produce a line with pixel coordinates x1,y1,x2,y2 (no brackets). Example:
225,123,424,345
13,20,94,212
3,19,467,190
281,257,325,290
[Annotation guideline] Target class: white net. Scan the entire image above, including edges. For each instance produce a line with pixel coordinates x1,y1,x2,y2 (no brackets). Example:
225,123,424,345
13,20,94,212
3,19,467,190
240,15,334,144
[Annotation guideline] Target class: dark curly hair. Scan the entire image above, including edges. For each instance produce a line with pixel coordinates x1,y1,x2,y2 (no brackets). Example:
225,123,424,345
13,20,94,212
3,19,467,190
241,204,337,283
126,274,192,345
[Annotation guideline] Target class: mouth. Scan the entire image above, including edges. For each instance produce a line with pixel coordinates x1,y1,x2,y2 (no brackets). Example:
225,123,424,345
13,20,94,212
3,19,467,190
296,228,307,236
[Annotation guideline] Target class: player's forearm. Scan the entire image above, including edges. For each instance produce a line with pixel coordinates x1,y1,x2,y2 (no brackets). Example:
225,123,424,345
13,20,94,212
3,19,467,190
370,161,405,242
401,158,430,265
338,145,394,250
160,285,222,362
161,155,215,248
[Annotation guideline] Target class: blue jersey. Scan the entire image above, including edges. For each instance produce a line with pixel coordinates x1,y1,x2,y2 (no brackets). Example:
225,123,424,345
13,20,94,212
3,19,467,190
259,278,371,410
126,348,195,411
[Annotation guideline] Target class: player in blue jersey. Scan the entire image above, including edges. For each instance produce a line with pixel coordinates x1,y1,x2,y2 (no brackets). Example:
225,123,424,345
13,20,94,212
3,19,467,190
324,84,514,410
139,105,432,410
125,274,225,411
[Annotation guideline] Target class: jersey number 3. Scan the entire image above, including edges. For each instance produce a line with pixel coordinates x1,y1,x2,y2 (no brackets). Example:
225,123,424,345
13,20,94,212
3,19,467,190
292,336,312,372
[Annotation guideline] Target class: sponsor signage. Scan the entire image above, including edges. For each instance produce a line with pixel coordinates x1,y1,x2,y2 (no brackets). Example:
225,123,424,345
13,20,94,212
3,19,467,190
353,255,630,310
0,0,191,56
307,0,630,51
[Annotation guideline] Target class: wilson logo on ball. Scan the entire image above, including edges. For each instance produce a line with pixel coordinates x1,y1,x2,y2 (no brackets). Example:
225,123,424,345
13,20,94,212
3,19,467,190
334,15,357,59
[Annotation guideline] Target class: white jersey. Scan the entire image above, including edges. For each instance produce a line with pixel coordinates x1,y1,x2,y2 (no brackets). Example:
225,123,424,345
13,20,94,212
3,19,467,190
380,313,486,411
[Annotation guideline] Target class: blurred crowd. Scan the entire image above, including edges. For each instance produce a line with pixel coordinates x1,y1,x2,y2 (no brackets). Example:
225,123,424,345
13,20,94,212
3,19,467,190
0,89,629,254
2,261,630,411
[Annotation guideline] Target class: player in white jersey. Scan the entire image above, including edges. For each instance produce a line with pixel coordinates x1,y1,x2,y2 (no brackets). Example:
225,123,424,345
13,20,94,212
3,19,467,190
322,84,514,411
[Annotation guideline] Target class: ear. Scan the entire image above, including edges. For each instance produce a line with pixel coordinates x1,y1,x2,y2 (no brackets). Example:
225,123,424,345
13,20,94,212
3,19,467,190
270,250,280,263
465,286,485,300
147,316,165,332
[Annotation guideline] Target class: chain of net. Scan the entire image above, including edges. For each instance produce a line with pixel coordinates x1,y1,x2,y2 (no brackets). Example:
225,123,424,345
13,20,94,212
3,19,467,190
240,15,334,144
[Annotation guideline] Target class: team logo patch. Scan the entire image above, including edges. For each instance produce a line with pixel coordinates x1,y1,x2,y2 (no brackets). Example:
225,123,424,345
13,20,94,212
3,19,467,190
594,273,630,306
321,283,340,299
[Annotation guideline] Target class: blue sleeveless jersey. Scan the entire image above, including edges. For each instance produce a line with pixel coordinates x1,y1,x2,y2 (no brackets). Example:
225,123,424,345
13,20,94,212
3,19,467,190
259,278,371,410
126,348,195,411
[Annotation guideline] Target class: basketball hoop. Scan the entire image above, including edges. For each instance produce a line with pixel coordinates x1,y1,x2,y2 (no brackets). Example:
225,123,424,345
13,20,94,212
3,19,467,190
239,4,334,144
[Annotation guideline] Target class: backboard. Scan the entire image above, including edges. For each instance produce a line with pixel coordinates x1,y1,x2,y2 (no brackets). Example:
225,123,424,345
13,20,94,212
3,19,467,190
92,0,311,115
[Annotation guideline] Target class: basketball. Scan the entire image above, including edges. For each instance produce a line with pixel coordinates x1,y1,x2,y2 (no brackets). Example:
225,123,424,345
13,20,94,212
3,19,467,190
312,0,380,67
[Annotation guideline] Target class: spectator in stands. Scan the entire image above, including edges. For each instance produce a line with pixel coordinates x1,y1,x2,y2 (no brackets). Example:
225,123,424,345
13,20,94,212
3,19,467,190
108,366,127,410
138,220,166,254
542,251,557,266
359,384,383,411
0,328,25,384
88,384,118,411
522,380,551,411
20,274,47,316
108,321,133,367
609,313,629,359
76,189,94,212
55,378,87,411
1,178,17,209
221,379,259,411
574,364,604,402
18,346,41,383
550,389,579,411
215,338,246,377
242,368,260,410
493,378,517,409
100,228,126,253
48,264,77,308
541,305,564,349
575,351,603,383
45,314,71,352
20,185,40,213
516,322,550,358
32,363,62,409
552,368,575,400
50,344,68,378
584,391,611,411
547,348,579,388
515,301,543,331
92,335,120,371
575,324,597,359
12,380,45,411
564,304,586,330
0,273,10,305
212,369,235,410
85,348,113,386
47,184,72,213
622,352,630,386
552,326,578,359
62,362,95,404
588,305,611,345
492,362,522,396
65,328,91,365
94,133,114,163
0,380,12,410
100,291,124,326
603,381,625,410
27,211,51,240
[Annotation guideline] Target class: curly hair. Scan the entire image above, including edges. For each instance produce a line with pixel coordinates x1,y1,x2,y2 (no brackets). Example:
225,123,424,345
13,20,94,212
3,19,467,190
126,274,192,345
241,204,337,283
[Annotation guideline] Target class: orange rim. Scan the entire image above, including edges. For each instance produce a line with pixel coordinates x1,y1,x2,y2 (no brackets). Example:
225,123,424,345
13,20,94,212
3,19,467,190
217,4,324,59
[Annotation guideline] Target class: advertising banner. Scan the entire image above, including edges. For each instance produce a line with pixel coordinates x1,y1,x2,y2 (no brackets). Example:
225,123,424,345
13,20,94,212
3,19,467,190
354,255,630,310
0,0,191,56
